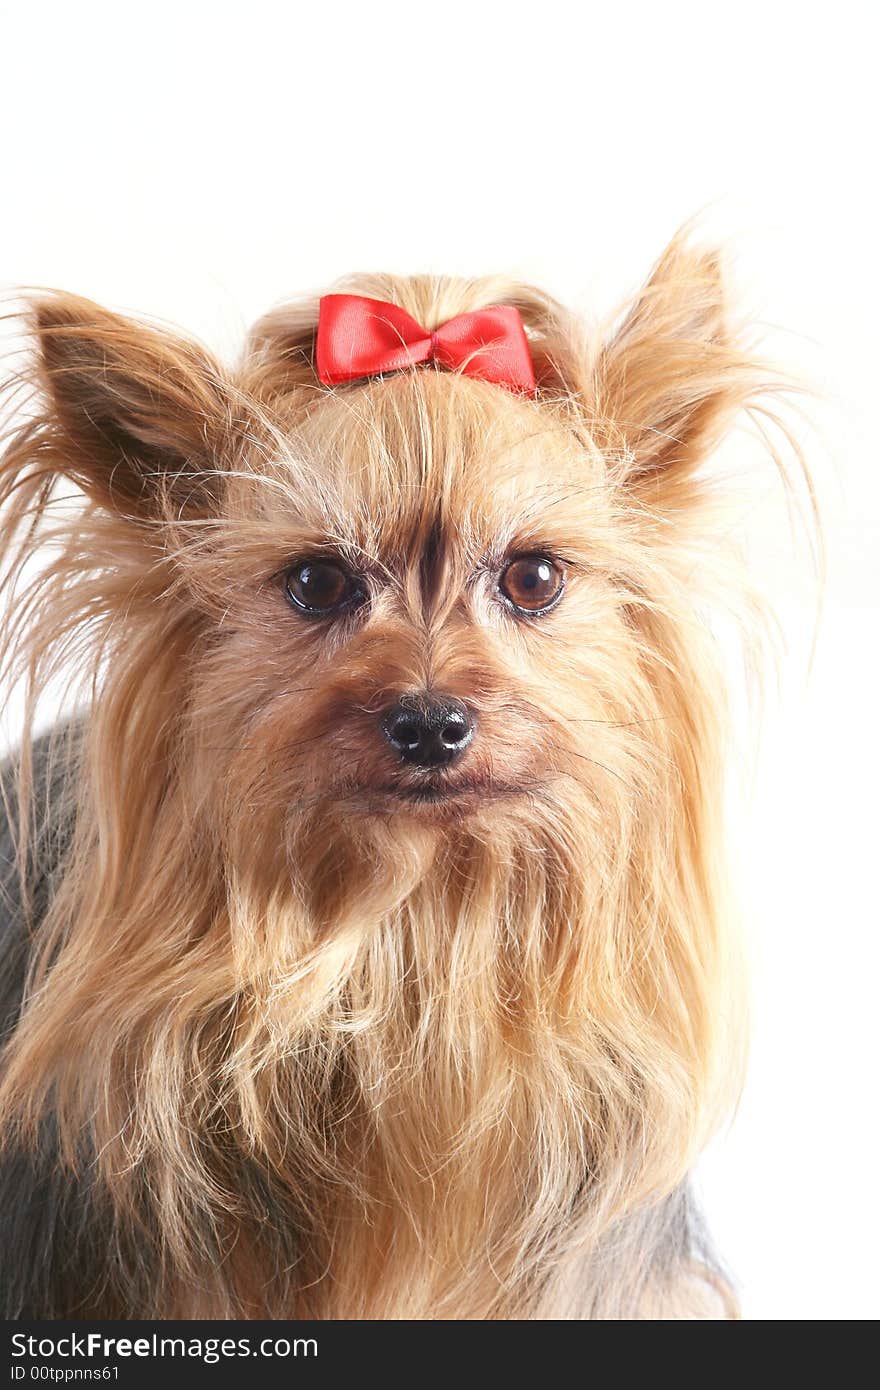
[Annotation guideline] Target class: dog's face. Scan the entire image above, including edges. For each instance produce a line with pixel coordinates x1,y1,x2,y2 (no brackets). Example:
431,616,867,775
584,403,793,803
193,372,642,844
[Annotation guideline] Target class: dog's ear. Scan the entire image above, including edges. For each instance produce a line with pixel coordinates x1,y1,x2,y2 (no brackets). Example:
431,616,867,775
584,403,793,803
32,294,234,518
590,237,756,501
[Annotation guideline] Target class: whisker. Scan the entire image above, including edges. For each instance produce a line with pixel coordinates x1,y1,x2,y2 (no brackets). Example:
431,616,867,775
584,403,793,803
559,747,638,792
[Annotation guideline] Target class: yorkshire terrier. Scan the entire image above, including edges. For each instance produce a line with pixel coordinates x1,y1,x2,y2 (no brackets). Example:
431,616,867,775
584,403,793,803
0,234,804,1319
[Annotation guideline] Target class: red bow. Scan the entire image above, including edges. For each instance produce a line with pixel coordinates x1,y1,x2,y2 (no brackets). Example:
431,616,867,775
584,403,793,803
315,294,536,394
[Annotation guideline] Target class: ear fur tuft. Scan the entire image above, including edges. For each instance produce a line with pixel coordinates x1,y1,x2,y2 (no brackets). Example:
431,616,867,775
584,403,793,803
32,294,235,518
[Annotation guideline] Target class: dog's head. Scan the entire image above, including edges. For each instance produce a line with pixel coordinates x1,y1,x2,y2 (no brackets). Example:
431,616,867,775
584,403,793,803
15,242,764,912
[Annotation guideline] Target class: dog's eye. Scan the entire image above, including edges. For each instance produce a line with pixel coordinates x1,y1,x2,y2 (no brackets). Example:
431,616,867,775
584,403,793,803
284,559,363,616
499,555,564,615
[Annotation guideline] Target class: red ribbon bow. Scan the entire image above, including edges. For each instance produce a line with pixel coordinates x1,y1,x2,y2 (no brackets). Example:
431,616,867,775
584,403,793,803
315,294,536,395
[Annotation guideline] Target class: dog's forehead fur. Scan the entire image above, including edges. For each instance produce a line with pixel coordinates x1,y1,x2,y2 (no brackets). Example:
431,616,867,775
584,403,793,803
236,370,604,579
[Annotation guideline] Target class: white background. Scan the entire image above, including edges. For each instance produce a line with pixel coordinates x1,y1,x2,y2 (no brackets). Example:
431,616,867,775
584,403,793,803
2,2,877,1320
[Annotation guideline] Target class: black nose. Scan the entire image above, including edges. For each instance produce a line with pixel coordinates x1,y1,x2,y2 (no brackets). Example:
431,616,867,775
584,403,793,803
381,694,475,768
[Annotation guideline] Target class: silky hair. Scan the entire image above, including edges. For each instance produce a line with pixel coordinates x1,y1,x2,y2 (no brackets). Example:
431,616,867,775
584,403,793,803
0,236,809,1318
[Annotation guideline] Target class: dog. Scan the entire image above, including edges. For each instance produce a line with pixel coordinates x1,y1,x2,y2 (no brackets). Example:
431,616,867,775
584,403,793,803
0,235,806,1318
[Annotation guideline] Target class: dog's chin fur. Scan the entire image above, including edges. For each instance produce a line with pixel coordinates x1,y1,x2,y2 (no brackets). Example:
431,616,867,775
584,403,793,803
0,236,809,1318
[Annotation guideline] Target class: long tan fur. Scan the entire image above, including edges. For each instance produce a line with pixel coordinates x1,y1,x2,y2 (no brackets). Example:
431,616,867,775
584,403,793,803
0,235,807,1318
